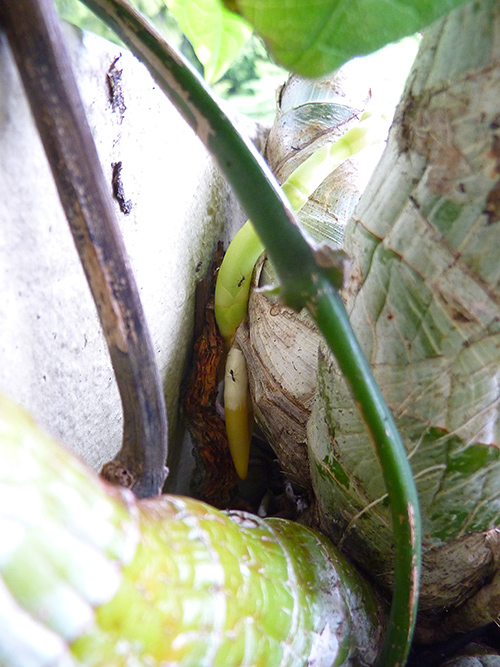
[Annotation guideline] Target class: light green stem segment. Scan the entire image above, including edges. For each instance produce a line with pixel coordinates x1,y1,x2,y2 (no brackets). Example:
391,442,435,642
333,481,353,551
281,112,387,212
214,220,264,345
214,112,387,348
0,394,386,667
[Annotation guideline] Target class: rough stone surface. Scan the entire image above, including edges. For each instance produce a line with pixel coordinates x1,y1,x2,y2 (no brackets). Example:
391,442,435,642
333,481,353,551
0,23,258,489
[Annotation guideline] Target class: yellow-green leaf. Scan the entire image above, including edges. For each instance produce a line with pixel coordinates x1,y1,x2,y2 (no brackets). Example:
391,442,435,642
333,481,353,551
165,0,252,82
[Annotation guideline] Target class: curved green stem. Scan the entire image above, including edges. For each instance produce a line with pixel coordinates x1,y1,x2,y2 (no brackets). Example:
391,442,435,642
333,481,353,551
78,0,421,663
214,111,388,348
312,280,421,667
81,0,314,308
214,221,264,346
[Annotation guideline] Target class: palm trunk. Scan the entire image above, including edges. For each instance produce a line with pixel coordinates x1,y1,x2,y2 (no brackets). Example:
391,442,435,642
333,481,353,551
307,0,500,636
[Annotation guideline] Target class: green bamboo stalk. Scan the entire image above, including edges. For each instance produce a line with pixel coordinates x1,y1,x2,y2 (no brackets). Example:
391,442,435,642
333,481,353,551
0,393,387,666
73,0,422,662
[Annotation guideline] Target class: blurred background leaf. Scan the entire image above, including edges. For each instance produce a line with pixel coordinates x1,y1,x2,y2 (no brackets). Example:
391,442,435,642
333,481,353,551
164,0,251,84
223,0,474,77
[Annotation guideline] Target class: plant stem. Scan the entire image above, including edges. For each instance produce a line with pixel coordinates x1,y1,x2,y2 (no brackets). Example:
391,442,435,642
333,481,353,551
312,281,421,667
214,111,388,348
214,220,264,346
76,0,422,662
0,0,168,498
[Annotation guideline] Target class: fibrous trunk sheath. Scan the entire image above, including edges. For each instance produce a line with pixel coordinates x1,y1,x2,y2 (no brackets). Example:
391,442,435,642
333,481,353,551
307,0,500,630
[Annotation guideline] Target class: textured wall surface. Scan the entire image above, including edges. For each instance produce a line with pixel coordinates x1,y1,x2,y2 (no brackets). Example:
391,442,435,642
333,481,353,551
0,22,255,485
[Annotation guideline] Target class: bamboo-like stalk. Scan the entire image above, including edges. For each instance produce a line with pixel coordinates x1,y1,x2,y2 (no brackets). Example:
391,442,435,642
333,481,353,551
0,393,387,667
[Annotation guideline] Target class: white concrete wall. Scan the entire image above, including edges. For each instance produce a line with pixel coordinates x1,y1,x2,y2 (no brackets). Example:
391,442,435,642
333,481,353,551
0,23,257,488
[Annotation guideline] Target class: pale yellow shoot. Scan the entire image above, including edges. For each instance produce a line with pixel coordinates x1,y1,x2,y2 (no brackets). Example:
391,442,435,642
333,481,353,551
281,112,388,211
224,346,252,479
216,111,389,479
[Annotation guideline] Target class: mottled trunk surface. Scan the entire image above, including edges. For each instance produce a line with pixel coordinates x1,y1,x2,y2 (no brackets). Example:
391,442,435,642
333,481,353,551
307,0,500,635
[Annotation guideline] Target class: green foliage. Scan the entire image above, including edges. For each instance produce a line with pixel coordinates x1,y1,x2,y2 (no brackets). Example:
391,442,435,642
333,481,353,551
164,0,252,83
56,0,174,45
213,35,287,121
223,0,473,77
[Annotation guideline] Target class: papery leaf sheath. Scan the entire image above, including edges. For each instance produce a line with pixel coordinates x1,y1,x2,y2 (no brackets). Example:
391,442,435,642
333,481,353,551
308,0,500,615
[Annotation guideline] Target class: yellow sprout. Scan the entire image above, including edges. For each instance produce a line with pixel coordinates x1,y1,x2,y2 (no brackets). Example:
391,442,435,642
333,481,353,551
224,346,252,479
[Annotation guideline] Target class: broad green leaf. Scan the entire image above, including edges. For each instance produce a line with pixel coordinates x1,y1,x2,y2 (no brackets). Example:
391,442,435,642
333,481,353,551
224,0,473,77
165,0,252,83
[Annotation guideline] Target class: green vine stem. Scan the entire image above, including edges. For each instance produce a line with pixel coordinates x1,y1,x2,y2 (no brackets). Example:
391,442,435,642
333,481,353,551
62,0,421,662
312,283,420,667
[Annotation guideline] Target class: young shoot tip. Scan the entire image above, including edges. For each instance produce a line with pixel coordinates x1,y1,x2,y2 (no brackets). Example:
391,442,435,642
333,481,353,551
224,346,253,479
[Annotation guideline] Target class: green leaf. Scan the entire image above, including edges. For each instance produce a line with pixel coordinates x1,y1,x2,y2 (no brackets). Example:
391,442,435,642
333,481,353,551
165,0,252,82
223,0,473,77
